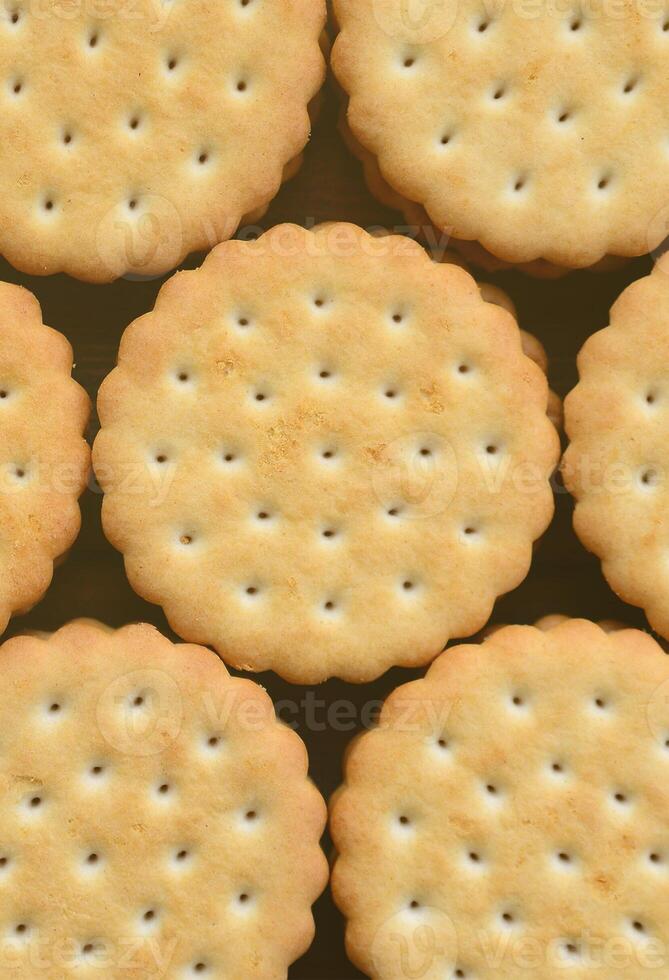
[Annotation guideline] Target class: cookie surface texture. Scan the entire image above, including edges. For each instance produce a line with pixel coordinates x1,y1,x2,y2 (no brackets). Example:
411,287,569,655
94,223,558,683
0,282,89,633
563,261,669,637
331,618,669,978
0,620,327,978
0,0,326,281
332,0,669,268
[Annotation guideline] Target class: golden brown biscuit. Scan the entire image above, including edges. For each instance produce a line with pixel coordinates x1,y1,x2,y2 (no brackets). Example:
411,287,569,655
331,617,669,978
332,0,668,269
0,619,327,978
93,223,558,683
0,282,89,633
0,0,326,281
563,262,669,637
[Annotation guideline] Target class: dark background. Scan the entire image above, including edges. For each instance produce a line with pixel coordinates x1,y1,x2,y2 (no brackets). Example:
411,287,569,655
1,72,655,979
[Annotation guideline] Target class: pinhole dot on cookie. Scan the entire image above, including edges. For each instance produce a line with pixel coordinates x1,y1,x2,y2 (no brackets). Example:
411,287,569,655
241,584,263,604
648,851,665,867
23,793,44,814
554,850,575,869
173,368,195,387
622,76,640,95
13,922,29,938
235,78,249,93
433,734,450,754
491,83,507,101
639,467,659,488
596,173,614,192
86,29,100,48
611,789,632,810
9,77,24,97
166,55,180,73
511,175,529,194
561,941,582,961
81,941,106,960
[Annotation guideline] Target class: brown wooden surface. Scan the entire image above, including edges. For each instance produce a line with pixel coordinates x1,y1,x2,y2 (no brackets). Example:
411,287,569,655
0,73,656,979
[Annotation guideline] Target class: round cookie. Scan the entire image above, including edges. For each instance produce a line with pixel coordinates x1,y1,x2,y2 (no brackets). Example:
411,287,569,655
563,262,669,638
93,223,559,684
0,620,326,978
0,0,326,281
0,282,89,634
332,0,669,269
331,617,669,979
